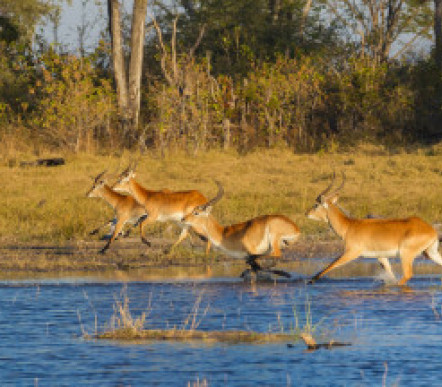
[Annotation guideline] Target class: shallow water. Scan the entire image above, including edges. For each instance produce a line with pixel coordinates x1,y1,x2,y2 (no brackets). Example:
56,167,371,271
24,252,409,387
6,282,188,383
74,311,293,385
1,274,442,386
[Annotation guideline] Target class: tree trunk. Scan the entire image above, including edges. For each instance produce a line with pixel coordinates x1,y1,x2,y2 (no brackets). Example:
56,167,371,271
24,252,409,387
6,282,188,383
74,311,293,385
435,0,442,70
128,0,148,131
223,118,231,150
108,0,128,114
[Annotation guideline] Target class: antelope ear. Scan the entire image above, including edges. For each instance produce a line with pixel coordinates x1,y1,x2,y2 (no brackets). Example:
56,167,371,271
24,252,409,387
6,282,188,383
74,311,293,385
202,205,213,214
330,194,339,204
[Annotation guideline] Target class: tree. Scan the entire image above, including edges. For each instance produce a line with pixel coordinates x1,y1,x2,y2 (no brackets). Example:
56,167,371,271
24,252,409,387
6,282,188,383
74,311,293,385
158,0,332,75
325,0,433,63
0,0,53,42
127,0,148,130
108,0,128,113
107,0,148,139
435,0,442,69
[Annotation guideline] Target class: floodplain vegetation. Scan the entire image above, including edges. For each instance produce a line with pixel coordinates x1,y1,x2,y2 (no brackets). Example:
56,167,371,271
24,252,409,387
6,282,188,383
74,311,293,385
2,146,442,278
88,288,318,346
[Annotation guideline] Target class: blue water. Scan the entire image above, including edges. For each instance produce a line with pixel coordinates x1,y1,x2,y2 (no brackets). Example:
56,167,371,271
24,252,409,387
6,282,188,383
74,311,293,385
1,276,442,386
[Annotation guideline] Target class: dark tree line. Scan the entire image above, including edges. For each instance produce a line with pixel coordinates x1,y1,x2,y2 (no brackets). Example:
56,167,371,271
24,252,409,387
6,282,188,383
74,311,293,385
0,0,442,153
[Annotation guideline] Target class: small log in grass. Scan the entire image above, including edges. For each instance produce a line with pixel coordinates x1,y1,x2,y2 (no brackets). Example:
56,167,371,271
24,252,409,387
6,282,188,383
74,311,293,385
297,332,351,351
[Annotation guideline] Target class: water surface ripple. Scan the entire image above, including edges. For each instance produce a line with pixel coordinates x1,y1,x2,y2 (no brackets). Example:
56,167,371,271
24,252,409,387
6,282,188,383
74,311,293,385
1,276,442,385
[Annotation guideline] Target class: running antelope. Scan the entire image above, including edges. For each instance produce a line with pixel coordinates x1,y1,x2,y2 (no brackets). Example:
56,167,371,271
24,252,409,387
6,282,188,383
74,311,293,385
112,163,211,253
306,172,442,285
86,170,149,254
182,181,300,278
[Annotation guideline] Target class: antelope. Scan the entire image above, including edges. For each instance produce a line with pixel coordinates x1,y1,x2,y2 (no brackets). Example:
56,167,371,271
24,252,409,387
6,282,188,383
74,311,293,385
181,181,300,278
86,170,149,254
112,163,211,253
306,172,442,285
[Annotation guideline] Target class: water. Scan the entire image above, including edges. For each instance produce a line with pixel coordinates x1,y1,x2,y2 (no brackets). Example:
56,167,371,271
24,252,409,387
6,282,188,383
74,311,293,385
1,275,442,386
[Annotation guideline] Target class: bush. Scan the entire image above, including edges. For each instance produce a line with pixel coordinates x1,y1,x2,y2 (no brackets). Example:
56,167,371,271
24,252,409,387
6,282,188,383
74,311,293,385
29,50,116,153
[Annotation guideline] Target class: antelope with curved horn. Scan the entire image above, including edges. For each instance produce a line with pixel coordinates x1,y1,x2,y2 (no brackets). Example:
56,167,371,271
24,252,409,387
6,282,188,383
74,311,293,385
86,170,149,254
306,172,442,285
112,162,211,253
182,181,300,278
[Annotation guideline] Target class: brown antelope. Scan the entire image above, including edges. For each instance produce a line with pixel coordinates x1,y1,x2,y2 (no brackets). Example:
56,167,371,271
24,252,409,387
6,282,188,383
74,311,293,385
181,181,300,278
86,170,149,254
112,163,211,253
306,172,442,285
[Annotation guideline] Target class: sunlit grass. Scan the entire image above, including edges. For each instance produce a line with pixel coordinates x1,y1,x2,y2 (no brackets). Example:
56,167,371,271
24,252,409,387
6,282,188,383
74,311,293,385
2,146,442,244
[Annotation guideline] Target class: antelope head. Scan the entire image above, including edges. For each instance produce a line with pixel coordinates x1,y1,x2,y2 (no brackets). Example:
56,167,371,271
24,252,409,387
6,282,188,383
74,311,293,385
86,170,108,198
112,161,138,193
306,172,345,222
182,181,224,225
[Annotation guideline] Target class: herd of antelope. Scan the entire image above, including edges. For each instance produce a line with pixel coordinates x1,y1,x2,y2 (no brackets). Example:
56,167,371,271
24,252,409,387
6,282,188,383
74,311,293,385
86,165,442,286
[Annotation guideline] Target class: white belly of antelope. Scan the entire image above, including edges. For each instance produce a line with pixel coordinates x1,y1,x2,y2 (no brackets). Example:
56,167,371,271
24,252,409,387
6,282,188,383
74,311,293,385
254,234,272,255
217,244,249,259
361,249,399,258
157,212,184,222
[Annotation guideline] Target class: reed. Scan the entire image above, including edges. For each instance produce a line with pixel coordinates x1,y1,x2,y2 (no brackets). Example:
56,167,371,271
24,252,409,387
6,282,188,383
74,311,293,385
94,287,298,344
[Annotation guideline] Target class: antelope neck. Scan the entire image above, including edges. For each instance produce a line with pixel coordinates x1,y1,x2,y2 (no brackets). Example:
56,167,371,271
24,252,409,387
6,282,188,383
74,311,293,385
202,215,224,246
100,185,124,208
128,179,151,202
326,202,351,239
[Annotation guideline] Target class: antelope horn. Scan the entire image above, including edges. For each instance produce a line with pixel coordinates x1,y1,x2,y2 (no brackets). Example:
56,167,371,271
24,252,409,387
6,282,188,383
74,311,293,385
94,169,108,183
132,157,141,172
203,180,224,209
118,163,132,178
330,171,346,196
316,171,336,202
111,158,122,176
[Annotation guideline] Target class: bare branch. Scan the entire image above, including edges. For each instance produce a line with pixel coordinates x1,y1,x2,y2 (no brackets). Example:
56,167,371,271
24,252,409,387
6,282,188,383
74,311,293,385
189,24,207,58
300,0,313,36
171,15,179,82
391,26,431,60
150,12,174,86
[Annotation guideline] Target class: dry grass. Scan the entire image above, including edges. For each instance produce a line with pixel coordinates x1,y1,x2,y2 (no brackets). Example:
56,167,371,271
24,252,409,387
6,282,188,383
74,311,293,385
2,146,442,274
96,327,293,343
93,287,296,344
2,146,442,244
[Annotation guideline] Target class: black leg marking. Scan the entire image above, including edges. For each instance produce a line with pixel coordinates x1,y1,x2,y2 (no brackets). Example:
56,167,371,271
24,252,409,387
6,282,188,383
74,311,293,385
308,272,321,284
141,237,151,247
99,244,109,254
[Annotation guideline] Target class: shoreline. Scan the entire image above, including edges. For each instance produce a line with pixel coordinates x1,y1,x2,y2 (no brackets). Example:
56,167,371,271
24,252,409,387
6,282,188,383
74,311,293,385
0,236,341,276
1,236,442,281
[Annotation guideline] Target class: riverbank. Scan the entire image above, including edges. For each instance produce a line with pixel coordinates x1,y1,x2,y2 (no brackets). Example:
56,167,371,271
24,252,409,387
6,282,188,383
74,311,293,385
3,148,442,279
1,235,442,281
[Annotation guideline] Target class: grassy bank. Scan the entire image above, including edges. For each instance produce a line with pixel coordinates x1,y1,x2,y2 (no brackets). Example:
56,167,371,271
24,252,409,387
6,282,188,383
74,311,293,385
2,147,442,244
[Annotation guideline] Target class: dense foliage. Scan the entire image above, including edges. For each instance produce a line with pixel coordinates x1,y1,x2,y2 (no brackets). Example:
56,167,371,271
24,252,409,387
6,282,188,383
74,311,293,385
0,0,441,154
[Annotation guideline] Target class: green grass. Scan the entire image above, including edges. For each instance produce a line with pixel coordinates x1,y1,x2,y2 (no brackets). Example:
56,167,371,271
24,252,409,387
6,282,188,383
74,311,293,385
2,146,442,243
